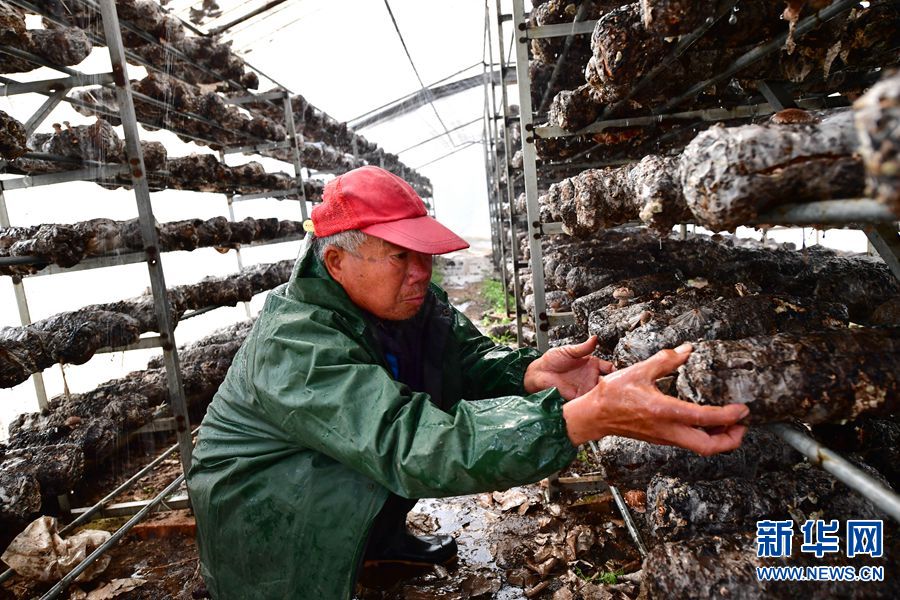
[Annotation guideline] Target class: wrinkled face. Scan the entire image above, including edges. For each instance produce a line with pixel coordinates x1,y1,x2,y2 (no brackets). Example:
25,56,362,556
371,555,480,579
324,236,433,320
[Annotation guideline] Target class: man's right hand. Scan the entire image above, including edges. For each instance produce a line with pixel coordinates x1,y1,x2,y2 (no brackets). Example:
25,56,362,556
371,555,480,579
561,343,748,456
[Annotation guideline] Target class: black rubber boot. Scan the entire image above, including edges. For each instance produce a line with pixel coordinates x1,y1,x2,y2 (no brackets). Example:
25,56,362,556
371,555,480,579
362,493,458,567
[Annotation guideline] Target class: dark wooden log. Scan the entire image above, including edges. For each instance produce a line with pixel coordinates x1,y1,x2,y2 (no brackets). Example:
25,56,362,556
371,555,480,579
854,71,900,213
642,532,900,600
676,329,900,424
28,26,92,68
0,261,291,388
0,320,254,542
812,417,900,490
646,465,886,541
595,427,800,489
571,272,681,334
613,293,848,367
0,109,28,161
680,110,866,231
640,0,718,37
529,1,624,63
0,216,303,277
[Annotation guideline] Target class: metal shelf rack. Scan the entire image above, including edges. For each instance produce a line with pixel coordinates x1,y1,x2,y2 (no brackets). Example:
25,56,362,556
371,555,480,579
490,0,900,550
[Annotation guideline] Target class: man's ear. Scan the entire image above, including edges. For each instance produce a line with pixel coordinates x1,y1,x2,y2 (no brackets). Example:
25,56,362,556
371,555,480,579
322,246,345,283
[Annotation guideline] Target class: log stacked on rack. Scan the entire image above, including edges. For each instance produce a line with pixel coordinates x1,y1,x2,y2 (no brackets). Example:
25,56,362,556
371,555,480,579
0,319,255,547
0,109,27,160
0,1,92,73
0,215,304,276
0,260,292,389
855,70,900,213
540,0,900,163
594,428,801,489
38,0,259,89
9,119,326,198
526,1,618,113
242,92,433,197
676,328,900,424
537,102,900,233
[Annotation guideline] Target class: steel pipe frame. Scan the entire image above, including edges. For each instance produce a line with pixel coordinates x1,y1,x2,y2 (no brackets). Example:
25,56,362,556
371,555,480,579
40,474,187,600
0,427,201,586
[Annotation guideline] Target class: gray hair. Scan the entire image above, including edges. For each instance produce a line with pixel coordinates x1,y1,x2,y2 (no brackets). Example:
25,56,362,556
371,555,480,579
312,229,369,262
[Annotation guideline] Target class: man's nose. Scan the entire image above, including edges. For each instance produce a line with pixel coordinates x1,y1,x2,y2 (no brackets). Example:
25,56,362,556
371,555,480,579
407,252,432,282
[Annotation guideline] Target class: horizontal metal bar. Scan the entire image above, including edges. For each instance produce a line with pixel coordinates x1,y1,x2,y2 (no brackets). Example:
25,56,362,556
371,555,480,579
541,222,565,235
1,164,129,190
222,140,293,155
133,417,177,434
767,423,900,524
547,311,575,327
26,250,146,277
226,90,287,105
232,188,300,202
750,199,898,226
535,96,845,139
527,20,597,39
555,474,610,493
41,475,187,599
97,336,163,354
0,255,48,267
0,73,114,96
70,493,190,520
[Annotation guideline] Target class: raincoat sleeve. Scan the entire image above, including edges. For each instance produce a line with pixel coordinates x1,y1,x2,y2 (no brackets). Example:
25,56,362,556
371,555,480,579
450,304,544,400
248,309,576,499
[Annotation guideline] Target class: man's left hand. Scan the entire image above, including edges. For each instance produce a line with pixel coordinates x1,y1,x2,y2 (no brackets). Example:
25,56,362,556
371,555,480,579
524,336,614,400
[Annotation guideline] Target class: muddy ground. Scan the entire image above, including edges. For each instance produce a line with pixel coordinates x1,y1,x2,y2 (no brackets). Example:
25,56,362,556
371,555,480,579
4,249,646,599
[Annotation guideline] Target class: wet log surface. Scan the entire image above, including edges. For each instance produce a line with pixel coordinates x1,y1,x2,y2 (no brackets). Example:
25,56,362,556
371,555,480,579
0,216,303,277
571,272,681,332
38,0,258,89
639,0,719,37
642,531,900,600
541,227,899,332
539,155,689,235
854,71,900,213
646,464,887,541
0,320,254,540
680,110,866,231
676,329,900,424
0,109,28,161
0,3,92,74
595,427,800,489
0,261,290,389
613,293,848,367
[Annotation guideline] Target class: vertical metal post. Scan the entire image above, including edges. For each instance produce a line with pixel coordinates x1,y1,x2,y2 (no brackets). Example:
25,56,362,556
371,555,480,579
496,0,524,345
219,151,252,319
283,92,309,221
0,190,50,410
512,0,550,351
865,224,900,282
98,0,193,475
485,1,510,317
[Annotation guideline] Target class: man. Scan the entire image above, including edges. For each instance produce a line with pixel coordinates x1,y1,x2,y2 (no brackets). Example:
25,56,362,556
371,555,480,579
187,166,748,599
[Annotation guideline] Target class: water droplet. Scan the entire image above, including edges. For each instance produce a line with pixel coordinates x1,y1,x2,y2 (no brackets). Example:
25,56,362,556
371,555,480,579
728,13,738,25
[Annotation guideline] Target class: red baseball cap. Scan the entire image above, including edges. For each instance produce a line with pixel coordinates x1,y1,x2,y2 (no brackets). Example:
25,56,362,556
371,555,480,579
310,166,469,254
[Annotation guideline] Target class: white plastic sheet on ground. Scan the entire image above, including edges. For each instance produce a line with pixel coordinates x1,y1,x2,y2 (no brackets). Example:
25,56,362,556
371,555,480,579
1,516,111,582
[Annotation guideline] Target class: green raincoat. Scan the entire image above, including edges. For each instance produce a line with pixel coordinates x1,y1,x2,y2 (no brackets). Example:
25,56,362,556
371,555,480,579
187,241,577,599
